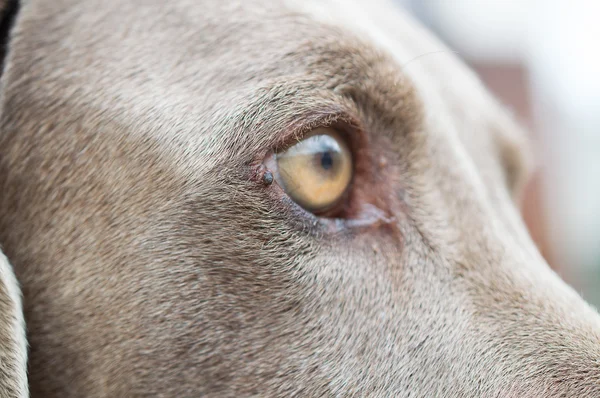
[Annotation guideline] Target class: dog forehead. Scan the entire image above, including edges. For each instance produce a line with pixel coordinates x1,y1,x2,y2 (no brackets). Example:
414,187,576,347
8,3,384,127
4,1,414,169
10,0,443,137
7,0,521,190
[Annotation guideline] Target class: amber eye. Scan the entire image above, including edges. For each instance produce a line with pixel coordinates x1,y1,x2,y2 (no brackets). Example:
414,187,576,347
271,127,353,213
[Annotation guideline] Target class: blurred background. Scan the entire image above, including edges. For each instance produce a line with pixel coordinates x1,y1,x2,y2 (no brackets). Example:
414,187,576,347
396,0,600,306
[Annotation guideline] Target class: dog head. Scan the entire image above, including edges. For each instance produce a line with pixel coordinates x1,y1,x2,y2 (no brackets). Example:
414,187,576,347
0,0,599,396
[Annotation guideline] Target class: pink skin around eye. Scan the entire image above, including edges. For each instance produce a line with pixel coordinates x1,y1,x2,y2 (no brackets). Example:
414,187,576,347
321,203,395,233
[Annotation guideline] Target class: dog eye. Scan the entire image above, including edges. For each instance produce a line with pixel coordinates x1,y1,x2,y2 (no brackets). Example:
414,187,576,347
271,128,353,214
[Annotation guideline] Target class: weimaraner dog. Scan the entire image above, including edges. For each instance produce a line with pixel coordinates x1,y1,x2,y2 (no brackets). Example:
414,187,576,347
0,0,599,397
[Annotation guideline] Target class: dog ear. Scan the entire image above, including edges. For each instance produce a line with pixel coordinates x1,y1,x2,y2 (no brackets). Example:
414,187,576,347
0,0,18,77
0,252,28,398
0,1,29,397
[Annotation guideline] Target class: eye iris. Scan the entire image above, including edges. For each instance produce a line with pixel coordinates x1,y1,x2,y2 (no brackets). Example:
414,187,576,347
274,128,352,213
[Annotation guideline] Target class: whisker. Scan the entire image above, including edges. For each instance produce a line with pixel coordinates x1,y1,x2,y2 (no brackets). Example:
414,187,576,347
400,50,460,69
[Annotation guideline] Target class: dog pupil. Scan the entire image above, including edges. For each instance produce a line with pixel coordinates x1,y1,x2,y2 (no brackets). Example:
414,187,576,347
321,151,333,170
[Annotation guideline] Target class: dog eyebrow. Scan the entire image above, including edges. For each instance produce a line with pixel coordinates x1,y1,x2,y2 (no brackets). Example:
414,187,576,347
227,74,421,172
229,81,363,163
227,41,424,165
296,37,424,129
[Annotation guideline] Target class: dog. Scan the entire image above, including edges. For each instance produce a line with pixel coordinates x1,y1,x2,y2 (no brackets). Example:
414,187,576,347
0,0,599,396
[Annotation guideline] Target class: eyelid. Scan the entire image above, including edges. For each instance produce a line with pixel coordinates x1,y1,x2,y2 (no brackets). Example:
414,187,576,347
250,106,380,229
265,108,362,154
